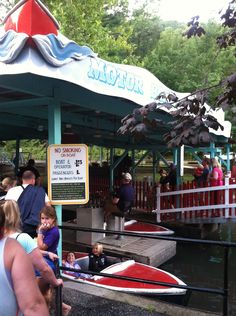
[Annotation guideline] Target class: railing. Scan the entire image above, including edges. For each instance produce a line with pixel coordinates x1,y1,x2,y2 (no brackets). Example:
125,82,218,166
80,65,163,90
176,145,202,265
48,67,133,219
56,224,236,316
89,176,157,211
155,176,236,223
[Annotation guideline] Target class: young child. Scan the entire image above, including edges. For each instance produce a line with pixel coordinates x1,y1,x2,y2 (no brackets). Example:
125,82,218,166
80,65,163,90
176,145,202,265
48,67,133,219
88,243,108,272
63,252,91,279
37,206,71,316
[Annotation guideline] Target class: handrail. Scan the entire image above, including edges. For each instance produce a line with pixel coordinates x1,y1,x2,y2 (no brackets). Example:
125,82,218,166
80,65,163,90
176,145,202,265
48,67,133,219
58,224,236,316
154,176,236,222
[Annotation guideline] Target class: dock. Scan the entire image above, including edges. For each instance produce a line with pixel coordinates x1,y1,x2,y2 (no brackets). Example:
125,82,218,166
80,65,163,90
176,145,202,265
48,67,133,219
62,221,176,267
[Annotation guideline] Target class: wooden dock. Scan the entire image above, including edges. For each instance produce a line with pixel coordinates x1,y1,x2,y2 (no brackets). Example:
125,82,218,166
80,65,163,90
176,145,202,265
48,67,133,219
62,227,176,267
100,235,176,266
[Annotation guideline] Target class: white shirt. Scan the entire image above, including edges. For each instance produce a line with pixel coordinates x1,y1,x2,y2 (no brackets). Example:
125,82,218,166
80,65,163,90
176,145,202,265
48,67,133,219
5,184,50,202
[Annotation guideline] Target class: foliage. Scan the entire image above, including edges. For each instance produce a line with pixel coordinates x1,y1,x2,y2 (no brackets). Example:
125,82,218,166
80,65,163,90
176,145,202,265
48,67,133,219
119,0,236,148
0,0,15,22
43,0,138,64
127,8,162,60
2,140,47,161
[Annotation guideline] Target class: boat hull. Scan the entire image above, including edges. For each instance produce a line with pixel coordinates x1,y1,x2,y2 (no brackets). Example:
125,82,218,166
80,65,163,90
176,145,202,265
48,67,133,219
124,220,174,235
62,258,186,296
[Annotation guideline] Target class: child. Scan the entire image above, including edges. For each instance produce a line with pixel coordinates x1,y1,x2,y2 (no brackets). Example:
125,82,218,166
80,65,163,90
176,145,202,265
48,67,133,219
63,252,91,279
37,206,71,316
88,243,108,272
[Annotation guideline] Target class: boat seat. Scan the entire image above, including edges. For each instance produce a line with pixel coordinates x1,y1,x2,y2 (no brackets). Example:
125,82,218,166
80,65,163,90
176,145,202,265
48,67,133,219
76,256,89,271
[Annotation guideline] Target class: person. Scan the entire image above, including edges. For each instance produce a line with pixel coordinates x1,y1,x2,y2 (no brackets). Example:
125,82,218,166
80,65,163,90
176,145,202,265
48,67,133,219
210,158,224,213
201,159,210,185
88,243,108,273
159,169,169,190
0,176,17,200
5,170,50,237
62,252,91,278
114,172,135,214
37,205,71,315
37,205,60,255
193,163,204,186
210,158,223,187
1,200,63,298
166,163,177,190
0,206,49,315
231,159,236,178
17,158,41,185
112,172,135,239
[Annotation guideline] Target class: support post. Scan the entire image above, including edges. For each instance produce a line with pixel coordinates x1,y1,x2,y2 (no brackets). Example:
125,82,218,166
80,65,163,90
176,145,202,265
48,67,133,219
109,147,114,191
224,176,229,219
156,186,161,223
48,100,62,261
14,138,20,175
152,151,157,183
225,143,231,173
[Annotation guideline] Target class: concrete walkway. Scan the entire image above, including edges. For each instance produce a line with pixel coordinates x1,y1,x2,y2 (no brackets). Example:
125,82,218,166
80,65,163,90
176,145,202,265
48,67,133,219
61,280,220,316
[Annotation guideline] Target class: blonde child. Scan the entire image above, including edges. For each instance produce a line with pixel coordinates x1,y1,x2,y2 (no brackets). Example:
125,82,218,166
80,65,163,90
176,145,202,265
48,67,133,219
88,243,108,272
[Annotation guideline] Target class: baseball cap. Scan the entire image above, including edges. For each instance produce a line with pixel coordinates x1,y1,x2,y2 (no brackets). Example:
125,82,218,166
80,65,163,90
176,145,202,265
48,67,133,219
122,172,132,181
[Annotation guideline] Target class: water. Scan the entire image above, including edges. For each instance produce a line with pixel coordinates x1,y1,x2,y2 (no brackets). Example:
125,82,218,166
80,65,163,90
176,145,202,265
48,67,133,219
160,220,236,315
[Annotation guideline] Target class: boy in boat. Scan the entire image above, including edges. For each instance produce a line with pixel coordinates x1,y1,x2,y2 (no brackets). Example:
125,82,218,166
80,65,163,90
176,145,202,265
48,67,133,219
88,243,108,272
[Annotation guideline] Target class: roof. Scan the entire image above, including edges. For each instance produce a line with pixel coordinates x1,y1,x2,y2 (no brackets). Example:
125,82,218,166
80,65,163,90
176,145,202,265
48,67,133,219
0,0,231,151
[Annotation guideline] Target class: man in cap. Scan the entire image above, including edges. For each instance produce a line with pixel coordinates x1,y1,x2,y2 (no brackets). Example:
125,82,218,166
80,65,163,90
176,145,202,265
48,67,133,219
113,172,135,239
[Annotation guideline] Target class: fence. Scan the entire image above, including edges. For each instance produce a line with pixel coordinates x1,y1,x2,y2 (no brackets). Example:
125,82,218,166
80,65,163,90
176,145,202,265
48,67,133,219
155,176,236,223
89,176,156,211
90,176,236,221
56,224,236,316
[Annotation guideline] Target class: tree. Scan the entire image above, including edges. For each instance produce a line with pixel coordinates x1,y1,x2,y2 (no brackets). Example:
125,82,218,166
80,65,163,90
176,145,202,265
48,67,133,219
43,0,138,64
128,8,162,60
0,0,15,22
118,0,236,148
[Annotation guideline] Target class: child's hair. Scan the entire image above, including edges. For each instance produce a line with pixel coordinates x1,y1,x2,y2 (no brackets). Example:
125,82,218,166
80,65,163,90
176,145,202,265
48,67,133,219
92,242,103,255
1,200,21,232
40,205,58,225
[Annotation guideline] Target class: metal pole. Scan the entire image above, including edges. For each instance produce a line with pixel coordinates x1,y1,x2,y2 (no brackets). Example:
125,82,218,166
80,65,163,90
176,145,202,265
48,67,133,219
55,260,62,316
55,285,62,316
223,247,229,316
156,186,161,222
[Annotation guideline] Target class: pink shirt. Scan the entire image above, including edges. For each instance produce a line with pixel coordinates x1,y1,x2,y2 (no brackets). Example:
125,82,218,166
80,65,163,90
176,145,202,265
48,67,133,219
211,167,223,186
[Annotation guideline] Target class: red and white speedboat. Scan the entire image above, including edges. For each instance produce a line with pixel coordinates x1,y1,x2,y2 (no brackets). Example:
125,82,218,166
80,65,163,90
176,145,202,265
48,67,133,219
61,253,186,296
124,220,174,235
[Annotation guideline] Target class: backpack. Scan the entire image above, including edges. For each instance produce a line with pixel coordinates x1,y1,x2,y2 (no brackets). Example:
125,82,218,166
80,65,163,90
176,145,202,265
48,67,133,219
17,185,46,226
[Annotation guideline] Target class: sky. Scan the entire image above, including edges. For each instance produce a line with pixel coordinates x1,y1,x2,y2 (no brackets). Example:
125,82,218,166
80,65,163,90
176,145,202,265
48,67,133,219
129,0,230,22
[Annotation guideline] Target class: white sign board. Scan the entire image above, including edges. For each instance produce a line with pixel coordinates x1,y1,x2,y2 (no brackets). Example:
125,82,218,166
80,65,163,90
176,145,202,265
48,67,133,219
47,144,89,205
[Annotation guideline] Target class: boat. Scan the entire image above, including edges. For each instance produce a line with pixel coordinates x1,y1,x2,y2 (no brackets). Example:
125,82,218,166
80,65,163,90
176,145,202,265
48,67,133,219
124,220,174,235
61,253,186,296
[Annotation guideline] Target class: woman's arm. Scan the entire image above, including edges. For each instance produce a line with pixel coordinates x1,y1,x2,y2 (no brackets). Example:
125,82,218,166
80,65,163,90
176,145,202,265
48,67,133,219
6,239,49,316
29,248,63,287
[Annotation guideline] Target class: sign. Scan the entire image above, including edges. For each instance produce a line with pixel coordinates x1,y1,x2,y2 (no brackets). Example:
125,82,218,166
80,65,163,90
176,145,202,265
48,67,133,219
47,144,89,204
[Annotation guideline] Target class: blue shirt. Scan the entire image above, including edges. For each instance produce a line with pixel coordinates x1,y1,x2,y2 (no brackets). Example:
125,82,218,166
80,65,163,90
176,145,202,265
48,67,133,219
117,183,135,212
42,226,59,254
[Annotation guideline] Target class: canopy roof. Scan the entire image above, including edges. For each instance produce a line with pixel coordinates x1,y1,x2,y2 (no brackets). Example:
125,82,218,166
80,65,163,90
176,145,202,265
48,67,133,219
0,0,231,151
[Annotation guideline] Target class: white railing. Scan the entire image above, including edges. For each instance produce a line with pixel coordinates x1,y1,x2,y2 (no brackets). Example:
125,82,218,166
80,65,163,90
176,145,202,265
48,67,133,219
153,176,236,222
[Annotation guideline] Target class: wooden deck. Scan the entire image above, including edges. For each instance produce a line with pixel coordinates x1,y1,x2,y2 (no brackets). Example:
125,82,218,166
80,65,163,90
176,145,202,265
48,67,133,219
98,235,176,266
62,228,176,267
